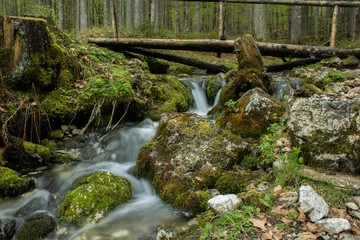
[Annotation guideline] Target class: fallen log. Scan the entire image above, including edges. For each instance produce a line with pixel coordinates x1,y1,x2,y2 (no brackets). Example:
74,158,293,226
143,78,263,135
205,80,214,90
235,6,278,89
88,38,360,59
108,46,232,74
264,57,323,72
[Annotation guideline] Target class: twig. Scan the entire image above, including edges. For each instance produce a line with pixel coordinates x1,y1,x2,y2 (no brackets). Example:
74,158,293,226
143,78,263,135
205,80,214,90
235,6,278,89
1,101,24,145
80,98,105,135
285,78,295,117
105,100,116,132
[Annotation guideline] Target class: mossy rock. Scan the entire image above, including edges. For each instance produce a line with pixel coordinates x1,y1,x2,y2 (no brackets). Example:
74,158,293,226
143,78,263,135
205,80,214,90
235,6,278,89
144,56,170,74
134,113,252,214
16,213,56,240
23,141,51,162
215,171,262,194
0,167,29,198
137,75,192,120
58,171,132,224
173,190,211,215
0,17,73,91
217,88,285,138
206,73,225,104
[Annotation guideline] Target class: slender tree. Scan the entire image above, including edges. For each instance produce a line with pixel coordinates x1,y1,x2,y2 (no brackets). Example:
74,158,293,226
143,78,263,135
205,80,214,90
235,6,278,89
80,0,88,31
104,0,109,26
175,1,180,33
253,5,267,41
291,6,302,43
127,0,134,29
59,0,64,29
110,0,118,38
134,0,144,27
195,2,201,32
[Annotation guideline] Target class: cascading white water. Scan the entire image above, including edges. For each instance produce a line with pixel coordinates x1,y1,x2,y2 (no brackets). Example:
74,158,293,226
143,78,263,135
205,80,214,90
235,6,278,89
0,76,225,240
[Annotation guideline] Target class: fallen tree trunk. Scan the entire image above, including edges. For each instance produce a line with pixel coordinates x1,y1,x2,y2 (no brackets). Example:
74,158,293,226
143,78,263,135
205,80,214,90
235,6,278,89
264,57,323,72
88,38,360,59
111,46,232,73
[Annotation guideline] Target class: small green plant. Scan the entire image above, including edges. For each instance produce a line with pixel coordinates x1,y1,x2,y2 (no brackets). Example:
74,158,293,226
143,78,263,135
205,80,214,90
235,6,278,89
327,70,346,82
225,99,237,109
144,140,158,149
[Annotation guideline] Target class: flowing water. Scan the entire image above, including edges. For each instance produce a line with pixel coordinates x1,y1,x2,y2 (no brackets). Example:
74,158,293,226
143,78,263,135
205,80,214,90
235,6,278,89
0,76,222,240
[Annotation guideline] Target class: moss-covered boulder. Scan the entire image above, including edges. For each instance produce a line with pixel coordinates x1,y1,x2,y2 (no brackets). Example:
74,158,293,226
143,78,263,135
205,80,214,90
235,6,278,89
288,97,360,174
217,88,285,138
134,113,252,215
206,73,226,105
143,56,170,74
133,75,192,120
16,213,56,240
0,16,73,91
0,167,29,198
215,171,262,194
58,171,132,224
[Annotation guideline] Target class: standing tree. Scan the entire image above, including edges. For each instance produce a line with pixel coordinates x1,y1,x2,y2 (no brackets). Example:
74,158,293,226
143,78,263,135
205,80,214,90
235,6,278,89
195,1,201,32
59,0,64,29
134,0,144,27
253,4,267,41
80,0,88,31
291,6,302,43
104,0,109,26
127,0,134,29
110,0,118,38
175,1,180,33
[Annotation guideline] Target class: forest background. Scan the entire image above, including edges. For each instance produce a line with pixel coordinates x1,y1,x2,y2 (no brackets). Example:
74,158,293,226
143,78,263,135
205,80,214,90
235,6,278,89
0,0,359,47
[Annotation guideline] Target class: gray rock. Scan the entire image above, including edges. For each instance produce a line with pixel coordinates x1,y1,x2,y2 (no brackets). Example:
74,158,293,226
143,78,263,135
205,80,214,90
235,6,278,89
316,218,351,235
0,218,17,240
15,190,50,217
350,196,360,208
288,97,360,174
208,194,241,213
299,185,329,222
349,210,360,220
345,202,359,211
156,226,176,240
339,232,360,240
277,197,298,207
16,213,56,240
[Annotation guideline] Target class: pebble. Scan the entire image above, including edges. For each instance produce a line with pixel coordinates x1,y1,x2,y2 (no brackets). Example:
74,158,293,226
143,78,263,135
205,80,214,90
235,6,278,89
349,210,360,220
345,202,359,211
350,196,360,208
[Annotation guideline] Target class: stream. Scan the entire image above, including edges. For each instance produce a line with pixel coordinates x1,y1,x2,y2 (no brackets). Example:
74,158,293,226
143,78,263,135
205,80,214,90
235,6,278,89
0,75,221,240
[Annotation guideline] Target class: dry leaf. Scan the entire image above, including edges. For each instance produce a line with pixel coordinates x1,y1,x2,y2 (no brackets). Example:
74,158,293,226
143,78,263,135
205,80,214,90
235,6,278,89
298,207,306,222
0,106,8,112
269,228,282,240
296,232,317,239
306,222,324,233
195,176,203,182
272,205,289,216
246,183,256,192
273,185,283,198
328,207,347,219
261,233,273,240
249,218,271,230
281,217,292,224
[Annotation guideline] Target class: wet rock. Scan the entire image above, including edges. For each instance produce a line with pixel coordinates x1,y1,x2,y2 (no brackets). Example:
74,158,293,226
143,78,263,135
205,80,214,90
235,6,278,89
58,171,132,224
343,56,360,67
0,167,30,198
15,191,50,217
288,97,360,174
339,232,360,240
0,218,17,240
206,73,226,104
208,194,241,213
16,213,56,240
316,218,351,235
321,57,343,67
217,88,285,138
156,226,177,240
346,202,359,211
350,196,360,207
134,113,252,214
299,185,329,222
276,191,298,207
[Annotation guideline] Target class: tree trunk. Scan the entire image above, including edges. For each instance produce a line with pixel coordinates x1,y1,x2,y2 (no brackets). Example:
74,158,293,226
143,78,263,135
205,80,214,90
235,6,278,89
104,0,109,26
291,6,302,43
330,5,339,48
135,0,144,27
248,4,254,32
110,0,118,38
253,5,266,41
195,1,201,32
301,6,308,35
175,1,181,33
127,0,134,29
314,7,319,39
59,0,64,29
184,2,190,34
118,0,125,27
349,8,356,41
218,1,226,38
80,0,88,31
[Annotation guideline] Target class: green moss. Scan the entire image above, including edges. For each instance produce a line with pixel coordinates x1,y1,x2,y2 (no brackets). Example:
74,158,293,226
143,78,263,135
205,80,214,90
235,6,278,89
160,181,188,204
207,74,224,101
23,141,51,162
41,139,57,151
215,171,262,194
41,89,77,122
50,129,64,139
173,190,211,214
16,214,56,240
169,64,196,75
143,56,170,74
144,76,192,120
55,153,75,163
58,171,132,224
0,167,29,197
0,150,5,166
57,69,73,89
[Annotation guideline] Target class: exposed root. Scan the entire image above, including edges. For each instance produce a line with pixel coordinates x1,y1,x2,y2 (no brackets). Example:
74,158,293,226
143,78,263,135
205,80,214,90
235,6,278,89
105,100,117,132
80,98,105,135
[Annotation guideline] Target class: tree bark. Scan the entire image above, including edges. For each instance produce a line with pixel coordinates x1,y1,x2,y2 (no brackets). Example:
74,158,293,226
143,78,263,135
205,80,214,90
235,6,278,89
119,0,125,27
110,0,118,38
218,1,226,38
330,5,339,48
175,1,181,33
301,6,308,36
253,4,266,41
127,0,134,29
195,1,201,32
104,0,109,26
349,8,356,41
59,0,64,29
291,6,302,43
135,0,144,27
80,0,88,31
314,7,319,39
88,37,360,59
